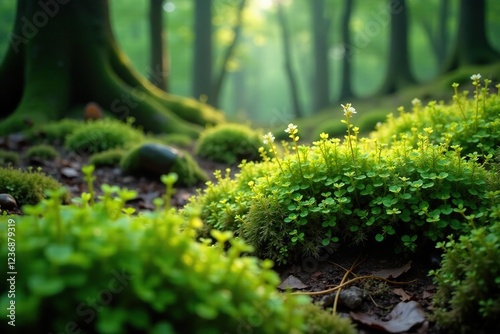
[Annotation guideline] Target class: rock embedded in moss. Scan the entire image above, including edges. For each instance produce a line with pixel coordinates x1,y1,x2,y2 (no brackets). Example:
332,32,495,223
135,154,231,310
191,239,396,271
120,143,207,186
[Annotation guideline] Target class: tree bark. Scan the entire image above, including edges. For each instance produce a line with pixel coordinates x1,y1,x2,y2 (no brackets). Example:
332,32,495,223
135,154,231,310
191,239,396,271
276,1,303,118
310,0,330,111
339,0,354,101
377,0,415,95
0,0,222,136
192,0,213,102
211,0,247,109
442,0,499,72
149,0,169,91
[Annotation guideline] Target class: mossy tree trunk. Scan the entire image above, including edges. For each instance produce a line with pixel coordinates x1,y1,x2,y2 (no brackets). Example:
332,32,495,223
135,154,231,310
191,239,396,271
0,0,223,137
442,0,500,72
377,0,415,95
149,0,169,91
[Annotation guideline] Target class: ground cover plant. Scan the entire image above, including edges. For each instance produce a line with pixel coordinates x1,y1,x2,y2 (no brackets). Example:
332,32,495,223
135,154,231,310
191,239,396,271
187,77,500,266
430,217,500,333
195,123,263,164
25,144,60,161
0,168,355,334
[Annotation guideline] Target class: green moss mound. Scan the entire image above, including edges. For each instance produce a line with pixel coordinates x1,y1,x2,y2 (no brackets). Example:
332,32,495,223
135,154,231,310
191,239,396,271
430,217,500,334
0,174,355,334
187,81,500,264
0,149,20,166
89,148,126,167
65,118,144,154
195,123,263,164
25,144,60,161
0,166,69,207
25,119,81,144
372,76,500,158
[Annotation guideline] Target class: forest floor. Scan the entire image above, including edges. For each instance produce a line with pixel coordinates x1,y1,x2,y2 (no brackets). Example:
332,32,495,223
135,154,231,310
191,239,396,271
2,134,440,334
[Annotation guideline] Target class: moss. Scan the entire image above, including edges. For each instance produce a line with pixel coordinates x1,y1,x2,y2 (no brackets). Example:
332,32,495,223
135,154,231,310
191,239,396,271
25,119,81,144
65,118,144,154
0,149,20,166
25,144,60,161
0,166,69,207
89,148,126,167
195,123,263,164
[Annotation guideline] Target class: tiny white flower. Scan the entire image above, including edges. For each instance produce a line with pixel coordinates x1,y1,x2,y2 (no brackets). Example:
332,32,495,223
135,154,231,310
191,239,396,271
284,123,297,134
341,103,356,116
411,98,421,106
263,132,275,145
470,73,481,81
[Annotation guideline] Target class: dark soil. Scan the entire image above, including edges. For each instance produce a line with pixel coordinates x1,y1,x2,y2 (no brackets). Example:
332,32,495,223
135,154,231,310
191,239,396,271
1,133,441,333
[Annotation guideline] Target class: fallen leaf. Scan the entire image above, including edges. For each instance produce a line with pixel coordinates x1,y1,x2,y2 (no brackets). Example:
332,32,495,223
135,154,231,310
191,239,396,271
393,288,412,301
371,261,412,279
278,275,308,290
350,301,426,333
310,271,323,280
422,290,434,300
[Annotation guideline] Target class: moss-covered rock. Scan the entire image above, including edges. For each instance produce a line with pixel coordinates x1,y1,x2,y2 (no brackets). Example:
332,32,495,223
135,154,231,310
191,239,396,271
25,144,60,161
120,143,207,186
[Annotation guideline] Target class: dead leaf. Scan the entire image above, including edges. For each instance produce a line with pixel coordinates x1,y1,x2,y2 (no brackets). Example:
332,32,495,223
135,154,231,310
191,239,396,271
393,288,412,301
310,271,323,280
371,261,412,279
350,301,426,333
278,275,308,290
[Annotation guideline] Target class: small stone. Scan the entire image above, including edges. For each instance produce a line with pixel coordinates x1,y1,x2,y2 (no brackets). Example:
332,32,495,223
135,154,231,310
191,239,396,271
320,286,364,310
0,194,18,211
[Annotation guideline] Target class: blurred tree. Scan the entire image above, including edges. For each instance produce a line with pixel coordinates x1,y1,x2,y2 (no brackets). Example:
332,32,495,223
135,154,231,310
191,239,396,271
310,0,331,111
338,0,354,101
276,0,303,118
211,0,247,108
192,0,213,102
443,0,500,72
0,0,223,136
149,0,169,91
378,0,415,94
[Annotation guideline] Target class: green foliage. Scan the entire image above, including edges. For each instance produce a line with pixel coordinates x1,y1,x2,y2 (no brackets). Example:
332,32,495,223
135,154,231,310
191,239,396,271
65,118,144,154
372,76,500,159
430,217,500,333
25,119,81,144
0,166,69,207
195,123,263,164
188,84,500,264
0,170,355,333
25,144,60,161
89,148,126,167
301,302,356,334
0,149,20,166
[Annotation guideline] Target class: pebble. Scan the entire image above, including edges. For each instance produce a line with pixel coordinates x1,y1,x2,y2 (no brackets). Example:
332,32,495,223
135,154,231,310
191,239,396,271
0,193,18,211
320,286,364,310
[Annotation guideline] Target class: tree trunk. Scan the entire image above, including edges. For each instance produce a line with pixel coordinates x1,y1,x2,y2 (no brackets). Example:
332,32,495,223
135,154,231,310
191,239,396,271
0,0,223,137
442,0,499,72
211,0,247,109
310,0,330,111
436,0,450,67
276,1,303,118
149,0,169,91
378,0,415,95
339,0,354,101
192,0,213,102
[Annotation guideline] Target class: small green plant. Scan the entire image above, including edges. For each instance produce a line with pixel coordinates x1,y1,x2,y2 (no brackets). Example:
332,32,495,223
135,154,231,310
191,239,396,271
89,148,125,167
0,166,69,206
195,123,263,164
188,100,499,264
65,118,144,154
25,144,60,161
430,217,500,333
0,168,355,334
0,149,20,166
